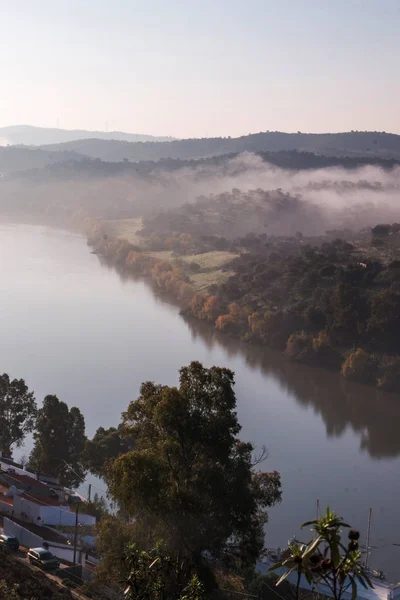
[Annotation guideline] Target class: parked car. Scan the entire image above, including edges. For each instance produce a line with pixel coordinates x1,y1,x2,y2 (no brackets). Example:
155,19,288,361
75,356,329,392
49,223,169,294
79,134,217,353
27,547,60,570
0,534,19,551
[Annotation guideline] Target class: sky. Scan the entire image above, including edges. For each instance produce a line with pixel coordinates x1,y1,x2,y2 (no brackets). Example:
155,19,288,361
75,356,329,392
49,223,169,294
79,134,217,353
1,0,399,138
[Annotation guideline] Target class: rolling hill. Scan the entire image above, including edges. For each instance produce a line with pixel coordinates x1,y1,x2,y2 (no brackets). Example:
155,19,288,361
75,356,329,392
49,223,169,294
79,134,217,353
40,130,400,162
0,124,174,146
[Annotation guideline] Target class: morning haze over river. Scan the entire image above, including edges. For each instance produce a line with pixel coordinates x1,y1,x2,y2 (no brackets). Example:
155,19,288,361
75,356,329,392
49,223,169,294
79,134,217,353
2,222,400,579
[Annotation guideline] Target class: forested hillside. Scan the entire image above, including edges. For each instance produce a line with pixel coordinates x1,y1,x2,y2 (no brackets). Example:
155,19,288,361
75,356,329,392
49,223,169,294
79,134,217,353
41,131,400,162
90,191,400,392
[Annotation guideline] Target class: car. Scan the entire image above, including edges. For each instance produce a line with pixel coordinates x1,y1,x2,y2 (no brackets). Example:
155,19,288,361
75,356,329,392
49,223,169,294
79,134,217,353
27,547,60,570
0,534,20,551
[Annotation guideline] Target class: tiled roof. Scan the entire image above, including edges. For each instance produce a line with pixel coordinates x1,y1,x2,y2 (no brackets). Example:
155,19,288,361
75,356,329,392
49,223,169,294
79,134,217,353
8,473,51,490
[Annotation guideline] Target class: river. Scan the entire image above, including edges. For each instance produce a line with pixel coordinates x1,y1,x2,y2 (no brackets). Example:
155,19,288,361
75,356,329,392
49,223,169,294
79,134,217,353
1,223,400,579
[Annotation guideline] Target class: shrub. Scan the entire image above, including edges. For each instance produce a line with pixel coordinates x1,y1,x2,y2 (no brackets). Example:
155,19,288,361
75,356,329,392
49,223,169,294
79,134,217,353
377,356,400,392
341,349,377,384
285,332,314,362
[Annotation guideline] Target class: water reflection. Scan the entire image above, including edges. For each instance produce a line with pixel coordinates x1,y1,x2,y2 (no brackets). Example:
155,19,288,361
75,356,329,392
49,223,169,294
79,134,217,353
97,252,400,460
182,316,400,460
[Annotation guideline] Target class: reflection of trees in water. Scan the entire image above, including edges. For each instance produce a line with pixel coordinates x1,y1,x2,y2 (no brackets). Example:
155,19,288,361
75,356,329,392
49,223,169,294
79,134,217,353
96,255,400,460
183,316,400,460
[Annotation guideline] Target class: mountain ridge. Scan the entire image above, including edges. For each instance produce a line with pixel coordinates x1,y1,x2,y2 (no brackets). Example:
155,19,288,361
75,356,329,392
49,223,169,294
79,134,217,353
39,130,400,162
0,124,174,147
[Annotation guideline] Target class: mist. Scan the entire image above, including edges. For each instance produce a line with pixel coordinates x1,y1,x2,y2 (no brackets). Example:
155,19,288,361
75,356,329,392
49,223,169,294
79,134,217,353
1,152,399,236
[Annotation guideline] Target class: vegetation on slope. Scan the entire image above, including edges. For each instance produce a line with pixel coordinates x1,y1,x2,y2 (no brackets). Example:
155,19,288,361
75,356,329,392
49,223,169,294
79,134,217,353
0,553,72,599
40,131,400,162
90,191,400,391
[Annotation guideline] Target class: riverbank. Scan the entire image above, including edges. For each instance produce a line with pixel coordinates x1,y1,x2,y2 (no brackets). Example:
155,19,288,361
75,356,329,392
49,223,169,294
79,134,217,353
87,220,400,393
2,221,400,581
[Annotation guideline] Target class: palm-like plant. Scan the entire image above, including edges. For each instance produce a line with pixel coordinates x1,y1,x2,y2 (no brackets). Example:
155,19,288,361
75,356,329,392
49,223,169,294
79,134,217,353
270,507,373,600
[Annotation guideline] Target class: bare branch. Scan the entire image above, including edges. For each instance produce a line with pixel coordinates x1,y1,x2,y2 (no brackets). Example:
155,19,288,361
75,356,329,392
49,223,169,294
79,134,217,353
251,444,269,467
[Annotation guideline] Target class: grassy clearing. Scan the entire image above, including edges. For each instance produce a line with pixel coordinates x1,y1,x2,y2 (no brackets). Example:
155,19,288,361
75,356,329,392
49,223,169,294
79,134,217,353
147,250,175,260
190,270,235,291
181,251,238,270
106,218,144,245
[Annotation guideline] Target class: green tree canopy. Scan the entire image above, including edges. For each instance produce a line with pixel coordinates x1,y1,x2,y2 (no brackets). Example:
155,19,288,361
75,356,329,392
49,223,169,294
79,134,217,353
0,373,36,456
105,361,281,573
82,492,109,521
81,424,134,479
28,395,86,488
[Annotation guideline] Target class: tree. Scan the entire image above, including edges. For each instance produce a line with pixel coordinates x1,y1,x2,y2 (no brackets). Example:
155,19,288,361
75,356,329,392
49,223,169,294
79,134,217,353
270,507,372,600
95,517,139,588
28,395,86,487
341,349,376,384
122,543,206,600
285,332,314,362
105,362,281,580
0,373,36,456
82,493,109,521
82,425,135,479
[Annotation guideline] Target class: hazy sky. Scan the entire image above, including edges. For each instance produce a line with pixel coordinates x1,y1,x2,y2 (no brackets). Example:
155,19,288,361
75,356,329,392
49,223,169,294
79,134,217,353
1,0,399,138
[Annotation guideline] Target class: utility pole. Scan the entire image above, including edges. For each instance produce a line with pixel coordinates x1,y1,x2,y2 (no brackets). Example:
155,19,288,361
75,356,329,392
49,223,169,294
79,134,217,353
73,503,79,568
365,507,372,570
88,484,91,503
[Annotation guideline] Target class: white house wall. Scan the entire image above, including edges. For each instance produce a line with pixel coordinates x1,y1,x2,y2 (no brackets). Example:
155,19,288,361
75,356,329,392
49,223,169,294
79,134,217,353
3,517,43,549
12,496,96,526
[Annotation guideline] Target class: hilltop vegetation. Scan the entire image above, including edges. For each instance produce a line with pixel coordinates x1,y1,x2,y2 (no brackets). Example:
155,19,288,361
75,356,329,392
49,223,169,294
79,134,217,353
2,138,400,391
1,150,400,231
90,189,400,391
41,130,400,162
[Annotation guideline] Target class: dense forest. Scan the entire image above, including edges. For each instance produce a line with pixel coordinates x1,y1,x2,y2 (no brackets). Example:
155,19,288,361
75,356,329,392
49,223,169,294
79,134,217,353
2,142,400,390
1,150,400,231
90,191,400,392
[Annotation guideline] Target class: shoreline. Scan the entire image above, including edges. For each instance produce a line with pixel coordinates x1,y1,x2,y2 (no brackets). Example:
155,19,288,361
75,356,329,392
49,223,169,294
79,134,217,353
87,229,400,394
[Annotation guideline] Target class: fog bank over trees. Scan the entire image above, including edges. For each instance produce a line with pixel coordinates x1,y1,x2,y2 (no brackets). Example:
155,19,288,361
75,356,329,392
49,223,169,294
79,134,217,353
1,151,400,236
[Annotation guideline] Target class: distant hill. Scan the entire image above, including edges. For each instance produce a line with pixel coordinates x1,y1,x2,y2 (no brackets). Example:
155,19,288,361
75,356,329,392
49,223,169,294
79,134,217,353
0,146,83,175
0,124,174,146
40,131,400,162
2,148,400,180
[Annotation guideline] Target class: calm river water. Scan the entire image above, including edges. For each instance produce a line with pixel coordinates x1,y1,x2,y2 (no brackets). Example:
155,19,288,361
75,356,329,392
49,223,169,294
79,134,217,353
1,223,400,578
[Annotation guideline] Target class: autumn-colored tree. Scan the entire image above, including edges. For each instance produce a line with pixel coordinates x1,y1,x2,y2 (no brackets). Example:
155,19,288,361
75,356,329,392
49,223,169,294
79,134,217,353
126,250,150,273
248,311,264,336
216,302,248,333
285,332,314,362
190,294,207,318
215,313,234,331
199,295,221,322
341,349,376,384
